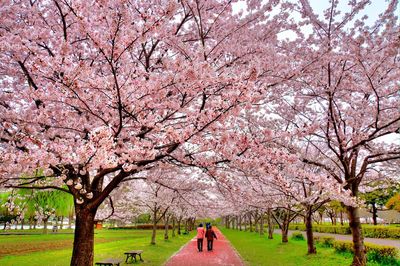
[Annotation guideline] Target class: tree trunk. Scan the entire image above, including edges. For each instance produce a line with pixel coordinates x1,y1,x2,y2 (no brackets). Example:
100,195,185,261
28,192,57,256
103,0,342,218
340,211,344,226
235,216,239,230
190,217,195,231
281,224,288,243
371,203,377,226
43,218,48,234
60,216,64,230
267,209,274,239
151,209,157,245
239,216,242,231
347,205,366,266
260,213,264,236
184,219,188,233
172,217,176,237
254,213,259,233
177,217,181,235
281,212,289,243
20,218,24,230
249,213,253,232
305,208,316,254
70,206,96,266
225,216,230,229
164,215,169,240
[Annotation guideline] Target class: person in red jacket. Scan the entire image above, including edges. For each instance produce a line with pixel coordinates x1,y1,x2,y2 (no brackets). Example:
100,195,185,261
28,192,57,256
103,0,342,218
196,223,205,252
205,225,218,251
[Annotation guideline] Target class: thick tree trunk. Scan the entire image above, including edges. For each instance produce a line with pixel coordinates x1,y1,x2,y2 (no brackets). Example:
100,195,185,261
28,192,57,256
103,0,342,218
20,218,24,230
281,212,289,243
281,224,288,243
164,215,169,240
267,209,274,239
347,206,366,266
305,208,316,254
70,207,96,266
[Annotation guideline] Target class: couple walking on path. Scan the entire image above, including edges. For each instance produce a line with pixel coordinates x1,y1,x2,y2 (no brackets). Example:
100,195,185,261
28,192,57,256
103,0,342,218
165,226,245,266
197,223,218,252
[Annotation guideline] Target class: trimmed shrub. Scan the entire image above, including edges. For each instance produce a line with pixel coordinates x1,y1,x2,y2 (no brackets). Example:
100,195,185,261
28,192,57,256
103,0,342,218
333,240,353,254
315,236,335,247
291,232,304,241
366,243,399,265
363,226,400,239
288,224,400,239
333,240,399,265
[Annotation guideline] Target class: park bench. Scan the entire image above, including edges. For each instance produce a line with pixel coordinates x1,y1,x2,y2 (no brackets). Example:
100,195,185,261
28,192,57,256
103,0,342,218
95,258,122,266
124,250,144,263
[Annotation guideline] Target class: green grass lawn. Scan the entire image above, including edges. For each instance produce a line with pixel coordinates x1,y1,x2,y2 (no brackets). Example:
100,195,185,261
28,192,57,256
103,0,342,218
221,228,395,266
0,229,193,266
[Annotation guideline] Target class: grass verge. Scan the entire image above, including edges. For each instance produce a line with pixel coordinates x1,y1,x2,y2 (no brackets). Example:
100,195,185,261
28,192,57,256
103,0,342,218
0,229,193,266
222,228,353,266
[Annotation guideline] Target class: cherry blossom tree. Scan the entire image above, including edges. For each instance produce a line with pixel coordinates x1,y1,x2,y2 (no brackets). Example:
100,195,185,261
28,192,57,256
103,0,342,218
0,0,291,264
272,1,400,264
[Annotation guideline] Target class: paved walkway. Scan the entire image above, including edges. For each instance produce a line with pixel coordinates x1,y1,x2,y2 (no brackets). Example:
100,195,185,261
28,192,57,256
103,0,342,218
286,230,400,249
165,227,245,266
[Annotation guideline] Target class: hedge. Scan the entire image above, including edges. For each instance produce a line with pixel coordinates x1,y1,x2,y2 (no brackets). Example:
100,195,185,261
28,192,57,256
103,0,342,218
332,240,399,265
288,224,400,239
291,232,305,241
314,236,335,247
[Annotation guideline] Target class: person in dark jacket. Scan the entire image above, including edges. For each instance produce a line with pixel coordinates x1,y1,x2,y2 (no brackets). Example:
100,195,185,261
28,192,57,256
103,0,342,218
205,225,217,251
205,222,211,230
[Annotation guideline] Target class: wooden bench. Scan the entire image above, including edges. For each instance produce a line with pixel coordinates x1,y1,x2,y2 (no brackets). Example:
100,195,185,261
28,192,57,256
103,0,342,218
95,258,122,266
124,250,144,263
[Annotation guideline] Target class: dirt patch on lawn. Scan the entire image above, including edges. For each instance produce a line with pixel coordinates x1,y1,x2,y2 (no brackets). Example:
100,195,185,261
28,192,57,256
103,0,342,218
0,238,122,258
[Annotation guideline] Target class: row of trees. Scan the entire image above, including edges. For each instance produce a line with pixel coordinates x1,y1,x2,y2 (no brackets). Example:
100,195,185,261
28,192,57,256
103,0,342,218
0,189,74,231
0,0,398,265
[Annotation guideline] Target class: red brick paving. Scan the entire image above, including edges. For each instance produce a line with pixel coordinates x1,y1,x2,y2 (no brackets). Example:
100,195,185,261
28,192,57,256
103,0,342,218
165,227,245,266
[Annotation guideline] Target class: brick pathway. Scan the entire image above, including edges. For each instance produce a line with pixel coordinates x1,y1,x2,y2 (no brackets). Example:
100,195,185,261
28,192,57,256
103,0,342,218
165,227,245,266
